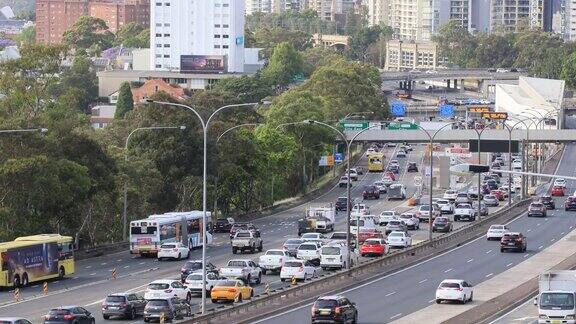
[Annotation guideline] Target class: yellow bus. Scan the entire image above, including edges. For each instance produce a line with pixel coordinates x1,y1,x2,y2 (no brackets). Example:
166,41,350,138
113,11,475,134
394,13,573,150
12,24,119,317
0,234,75,288
368,153,385,172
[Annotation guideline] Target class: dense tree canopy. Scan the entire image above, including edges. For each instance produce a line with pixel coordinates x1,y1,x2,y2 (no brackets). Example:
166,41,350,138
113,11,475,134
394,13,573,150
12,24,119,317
63,16,114,54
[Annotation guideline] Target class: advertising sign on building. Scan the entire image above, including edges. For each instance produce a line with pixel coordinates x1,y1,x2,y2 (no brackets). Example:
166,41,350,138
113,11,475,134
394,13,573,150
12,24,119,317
180,55,226,73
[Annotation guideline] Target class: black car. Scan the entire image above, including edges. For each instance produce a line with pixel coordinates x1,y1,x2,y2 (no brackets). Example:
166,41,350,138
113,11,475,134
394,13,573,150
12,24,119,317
102,293,146,320
540,196,556,210
355,167,365,175
214,217,235,233
335,197,350,211
485,179,498,190
311,295,358,324
143,298,190,322
500,232,527,253
43,307,95,324
180,260,217,282
432,217,453,233
565,196,576,211
407,162,418,172
362,185,380,200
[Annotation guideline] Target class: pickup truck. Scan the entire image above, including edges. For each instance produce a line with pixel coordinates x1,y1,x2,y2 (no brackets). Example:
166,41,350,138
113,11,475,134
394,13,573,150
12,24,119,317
454,203,476,221
232,230,263,254
219,259,262,284
258,249,292,274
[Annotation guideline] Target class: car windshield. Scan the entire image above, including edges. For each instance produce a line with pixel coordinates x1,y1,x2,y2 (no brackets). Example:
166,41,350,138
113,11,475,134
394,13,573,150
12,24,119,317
148,283,170,290
284,261,304,267
266,250,284,256
48,309,72,315
105,296,126,303
388,221,401,226
440,282,460,289
420,205,430,211
435,218,447,224
364,240,381,245
147,300,169,307
184,261,202,270
540,293,575,310
531,204,543,208
337,198,347,202
503,234,520,239
322,247,341,255
216,219,228,224
485,195,496,199
160,244,176,249
236,232,251,238
446,191,455,194
437,200,448,204
400,215,412,219
186,274,203,281
216,280,238,287
457,193,468,197
388,232,403,237
350,220,365,226
490,225,504,230
374,182,384,186
331,233,346,239
299,244,317,251
227,261,247,267
314,299,338,309
285,239,303,245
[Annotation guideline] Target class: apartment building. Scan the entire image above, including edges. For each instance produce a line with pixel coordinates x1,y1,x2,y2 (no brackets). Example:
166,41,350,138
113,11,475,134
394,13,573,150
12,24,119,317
151,0,245,73
366,0,389,26
36,0,149,44
450,0,471,30
490,0,545,32
388,0,440,41
307,0,343,20
385,39,439,71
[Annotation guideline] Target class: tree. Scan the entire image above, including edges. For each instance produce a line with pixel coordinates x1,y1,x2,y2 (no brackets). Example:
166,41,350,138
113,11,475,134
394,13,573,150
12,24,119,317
263,42,304,88
63,16,114,52
561,52,576,87
433,21,478,68
114,23,149,48
469,33,516,68
14,26,35,45
48,54,98,113
346,25,390,61
213,74,273,103
115,82,134,118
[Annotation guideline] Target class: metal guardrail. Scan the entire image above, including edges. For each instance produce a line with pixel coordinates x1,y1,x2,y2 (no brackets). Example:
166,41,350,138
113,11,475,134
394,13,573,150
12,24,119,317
184,198,532,324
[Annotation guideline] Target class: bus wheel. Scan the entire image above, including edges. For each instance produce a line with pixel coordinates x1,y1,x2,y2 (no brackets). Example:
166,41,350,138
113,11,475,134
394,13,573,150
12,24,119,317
22,273,28,287
59,266,65,279
13,275,20,288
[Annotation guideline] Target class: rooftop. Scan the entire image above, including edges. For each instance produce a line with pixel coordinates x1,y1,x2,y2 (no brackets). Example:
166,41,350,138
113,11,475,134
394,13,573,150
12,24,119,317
97,69,249,79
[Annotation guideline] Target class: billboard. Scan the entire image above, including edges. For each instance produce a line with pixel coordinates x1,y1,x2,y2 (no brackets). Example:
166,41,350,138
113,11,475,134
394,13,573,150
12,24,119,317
180,55,226,73
1,243,59,280
469,139,519,153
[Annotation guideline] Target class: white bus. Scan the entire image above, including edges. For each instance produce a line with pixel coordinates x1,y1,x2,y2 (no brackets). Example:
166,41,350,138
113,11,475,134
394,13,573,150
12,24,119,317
129,211,213,256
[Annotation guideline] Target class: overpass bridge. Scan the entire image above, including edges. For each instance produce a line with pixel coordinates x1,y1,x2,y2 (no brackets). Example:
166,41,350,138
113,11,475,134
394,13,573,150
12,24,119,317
343,129,576,144
380,70,523,81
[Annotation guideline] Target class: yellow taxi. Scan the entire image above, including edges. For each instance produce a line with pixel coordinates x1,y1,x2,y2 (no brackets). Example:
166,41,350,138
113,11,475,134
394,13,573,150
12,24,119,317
210,279,253,303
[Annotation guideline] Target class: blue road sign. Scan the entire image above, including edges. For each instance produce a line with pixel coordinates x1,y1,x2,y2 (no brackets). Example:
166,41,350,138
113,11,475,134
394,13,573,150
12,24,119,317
439,104,455,118
335,153,344,163
391,102,406,117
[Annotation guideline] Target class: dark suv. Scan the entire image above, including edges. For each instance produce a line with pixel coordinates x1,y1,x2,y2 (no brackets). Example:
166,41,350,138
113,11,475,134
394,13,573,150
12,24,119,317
566,196,576,211
214,218,235,233
500,232,527,253
540,195,555,210
180,260,217,282
42,307,95,324
432,217,453,233
362,185,380,200
229,222,259,239
407,162,418,172
527,202,547,217
143,298,190,322
311,295,358,324
335,197,350,211
102,293,146,320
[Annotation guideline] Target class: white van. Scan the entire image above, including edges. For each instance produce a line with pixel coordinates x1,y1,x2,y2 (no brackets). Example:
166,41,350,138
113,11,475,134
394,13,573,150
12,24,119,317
350,217,377,235
320,242,357,270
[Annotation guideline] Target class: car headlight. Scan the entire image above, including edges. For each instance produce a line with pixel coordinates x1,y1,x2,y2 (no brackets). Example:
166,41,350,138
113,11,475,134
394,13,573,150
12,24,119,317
566,315,575,320
539,315,548,319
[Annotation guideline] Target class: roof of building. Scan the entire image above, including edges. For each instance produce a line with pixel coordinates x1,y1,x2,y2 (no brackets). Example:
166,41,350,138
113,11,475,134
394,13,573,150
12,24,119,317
97,69,248,79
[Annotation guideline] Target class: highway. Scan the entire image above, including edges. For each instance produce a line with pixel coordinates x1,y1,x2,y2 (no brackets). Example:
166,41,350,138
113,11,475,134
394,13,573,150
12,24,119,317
0,143,501,322
254,144,576,324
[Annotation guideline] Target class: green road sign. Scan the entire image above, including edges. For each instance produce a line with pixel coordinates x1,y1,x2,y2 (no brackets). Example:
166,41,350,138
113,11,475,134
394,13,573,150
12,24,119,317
387,122,418,130
338,121,369,130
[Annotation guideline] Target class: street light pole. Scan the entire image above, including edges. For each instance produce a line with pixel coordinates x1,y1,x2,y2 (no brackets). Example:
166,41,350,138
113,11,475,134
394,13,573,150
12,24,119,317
413,122,457,241
304,120,384,269
123,126,186,241
146,100,260,315
0,128,48,134
472,121,501,221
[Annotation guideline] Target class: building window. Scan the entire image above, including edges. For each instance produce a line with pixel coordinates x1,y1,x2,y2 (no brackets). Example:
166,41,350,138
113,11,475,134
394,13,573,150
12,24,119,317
223,24,229,28
156,44,162,47
164,54,170,58
223,3,229,7
155,64,162,68
214,45,221,48
155,54,161,58
164,44,170,47
214,34,221,38
223,35,229,38
164,34,170,37
165,2,170,6
155,2,161,6
215,24,221,28
156,33,162,37
223,45,229,49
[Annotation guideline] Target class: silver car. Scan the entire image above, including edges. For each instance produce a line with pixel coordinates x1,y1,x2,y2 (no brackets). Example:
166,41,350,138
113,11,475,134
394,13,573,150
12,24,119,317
385,220,408,235
483,195,499,207
455,192,471,204
472,201,489,216
373,181,388,193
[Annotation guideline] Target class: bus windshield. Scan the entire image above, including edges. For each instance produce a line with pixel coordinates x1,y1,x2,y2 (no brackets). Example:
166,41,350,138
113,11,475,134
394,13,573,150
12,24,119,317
540,292,575,310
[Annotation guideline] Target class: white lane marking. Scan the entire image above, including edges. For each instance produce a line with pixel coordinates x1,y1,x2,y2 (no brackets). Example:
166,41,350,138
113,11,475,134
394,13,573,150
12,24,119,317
561,232,565,235
390,313,403,320
85,266,92,269
527,229,532,232
90,273,96,276
139,262,145,265
53,281,59,284
486,250,492,254
551,238,556,242
385,291,397,297
524,254,530,258
428,299,436,303
444,268,453,273
71,277,78,280
537,223,541,227
486,273,493,278
418,279,428,284
101,262,107,266
123,266,130,269
467,258,474,263
506,262,513,267
538,245,544,250
544,218,549,221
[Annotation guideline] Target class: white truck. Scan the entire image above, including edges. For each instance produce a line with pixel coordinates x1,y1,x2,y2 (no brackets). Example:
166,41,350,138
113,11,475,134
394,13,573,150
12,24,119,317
258,249,292,274
454,203,476,221
219,259,262,284
306,205,336,233
231,231,263,254
537,270,576,324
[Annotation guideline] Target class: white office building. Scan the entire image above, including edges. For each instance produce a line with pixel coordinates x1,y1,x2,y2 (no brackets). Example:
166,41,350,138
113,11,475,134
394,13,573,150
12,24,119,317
151,0,245,73
367,0,389,26
245,0,272,14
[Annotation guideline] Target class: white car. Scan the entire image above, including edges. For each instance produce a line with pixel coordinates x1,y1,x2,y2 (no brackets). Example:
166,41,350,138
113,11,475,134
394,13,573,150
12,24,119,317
366,148,376,157
296,242,322,262
387,231,412,248
348,169,359,181
436,199,454,214
443,190,458,201
486,224,509,241
399,213,420,230
378,210,398,226
396,151,407,158
512,160,522,169
184,271,221,296
416,204,440,222
280,260,317,281
352,203,370,215
350,217,377,235
258,249,292,274
301,233,326,242
496,68,510,73
389,159,400,167
425,69,438,74
373,181,387,193
435,279,474,304
144,279,190,300
157,242,190,261
554,178,567,188
382,176,394,186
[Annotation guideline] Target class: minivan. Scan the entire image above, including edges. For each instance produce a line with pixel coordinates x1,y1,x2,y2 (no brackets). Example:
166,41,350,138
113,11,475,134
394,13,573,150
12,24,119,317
320,242,353,270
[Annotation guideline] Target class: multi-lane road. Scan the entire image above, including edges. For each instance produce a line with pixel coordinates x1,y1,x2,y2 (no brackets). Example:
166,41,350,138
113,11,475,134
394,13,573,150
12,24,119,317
254,144,576,323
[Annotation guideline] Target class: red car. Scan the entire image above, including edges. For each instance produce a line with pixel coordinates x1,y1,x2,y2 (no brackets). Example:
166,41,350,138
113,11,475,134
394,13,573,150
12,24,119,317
360,238,388,257
490,189,505,201
551,186,565,197
357,229,383,244
384,172,396,181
